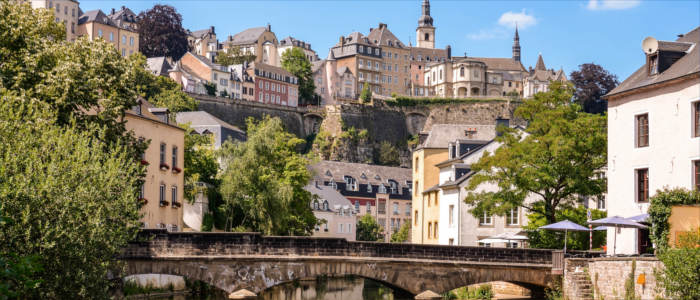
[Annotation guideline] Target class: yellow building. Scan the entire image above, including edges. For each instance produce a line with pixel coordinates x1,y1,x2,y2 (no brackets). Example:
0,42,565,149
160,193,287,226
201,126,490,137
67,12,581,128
77,9,139,56
31,0,80,41
125,100,185,231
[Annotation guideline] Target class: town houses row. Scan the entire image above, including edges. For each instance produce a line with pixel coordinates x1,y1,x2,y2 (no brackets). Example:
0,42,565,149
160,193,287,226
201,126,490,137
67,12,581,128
33,0,567,109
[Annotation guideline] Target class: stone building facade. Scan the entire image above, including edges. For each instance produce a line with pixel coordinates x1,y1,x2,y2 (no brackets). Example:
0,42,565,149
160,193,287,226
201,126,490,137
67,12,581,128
329,32,384,97
125,100,184,231
368,23,412,96
310,161,412,242
222,24,279,66
31,0,80,41
187,26,218,61
76,8,139,56
312,55,357,105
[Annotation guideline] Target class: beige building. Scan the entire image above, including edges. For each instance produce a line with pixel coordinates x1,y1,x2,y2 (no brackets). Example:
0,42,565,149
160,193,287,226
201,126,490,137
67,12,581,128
278,36,319,64
416,0,435,49
604,27,699,255
31,0,80,41
306,182,357,241
77,9,139,56
176,52,236,97
188,26,218,61
125,99,185,231
330,32,384,97
368,23,412,96
222,25,279,65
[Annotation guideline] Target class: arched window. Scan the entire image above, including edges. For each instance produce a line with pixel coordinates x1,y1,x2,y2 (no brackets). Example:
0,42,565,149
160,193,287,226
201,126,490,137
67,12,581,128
460,67,465,77
424,33,430,41
313,201,319,210
323,200,329,210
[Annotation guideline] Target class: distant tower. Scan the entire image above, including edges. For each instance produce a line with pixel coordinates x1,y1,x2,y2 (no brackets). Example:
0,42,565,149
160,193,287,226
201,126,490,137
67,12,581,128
416,0,435,49
512,25,521,62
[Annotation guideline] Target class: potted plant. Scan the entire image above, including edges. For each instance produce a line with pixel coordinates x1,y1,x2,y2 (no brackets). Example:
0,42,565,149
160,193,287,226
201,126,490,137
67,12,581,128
159,162,170,171
172,166,182,174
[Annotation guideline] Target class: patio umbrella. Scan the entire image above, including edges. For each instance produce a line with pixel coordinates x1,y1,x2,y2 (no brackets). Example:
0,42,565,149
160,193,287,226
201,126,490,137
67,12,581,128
626,213,649,223
588,216,648,255
593,226,608,231
539,220,589,253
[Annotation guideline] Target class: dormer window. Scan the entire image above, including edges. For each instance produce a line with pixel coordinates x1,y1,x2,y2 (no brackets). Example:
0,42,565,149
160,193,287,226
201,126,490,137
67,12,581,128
323,200,329,210
648,54,658,75
360,173,367,180
366,184,373,193
388,180,398,194
378,185,387,194
344,176,357,191
313,201,319,210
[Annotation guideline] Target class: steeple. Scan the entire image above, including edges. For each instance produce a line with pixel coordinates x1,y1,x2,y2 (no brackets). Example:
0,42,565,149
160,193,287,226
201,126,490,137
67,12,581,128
416,0,436,49
535,53,546,71
418,0,433,27
512,24,521,62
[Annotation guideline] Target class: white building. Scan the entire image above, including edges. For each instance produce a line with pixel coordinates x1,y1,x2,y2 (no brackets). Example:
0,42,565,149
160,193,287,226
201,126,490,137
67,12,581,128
523,54,567,99
434,128,537,247
305,182,357,241
604,27,699,255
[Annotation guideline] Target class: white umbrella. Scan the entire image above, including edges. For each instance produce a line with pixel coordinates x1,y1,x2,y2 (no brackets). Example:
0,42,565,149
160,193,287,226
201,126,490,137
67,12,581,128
539,220,589,253
588,216,647,255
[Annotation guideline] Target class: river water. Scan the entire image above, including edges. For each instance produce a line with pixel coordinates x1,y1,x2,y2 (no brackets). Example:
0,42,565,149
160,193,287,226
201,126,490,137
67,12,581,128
147,276,414,300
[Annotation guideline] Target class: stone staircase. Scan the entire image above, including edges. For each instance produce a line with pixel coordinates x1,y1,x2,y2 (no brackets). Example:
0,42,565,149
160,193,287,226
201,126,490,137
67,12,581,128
568,272,594,300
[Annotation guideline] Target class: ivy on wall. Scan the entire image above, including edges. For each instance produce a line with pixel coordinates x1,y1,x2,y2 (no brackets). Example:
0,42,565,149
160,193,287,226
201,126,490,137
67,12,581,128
647,188,700,250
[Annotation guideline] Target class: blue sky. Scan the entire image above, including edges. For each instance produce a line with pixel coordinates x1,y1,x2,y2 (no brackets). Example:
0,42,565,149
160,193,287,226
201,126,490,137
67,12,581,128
80,0,699,80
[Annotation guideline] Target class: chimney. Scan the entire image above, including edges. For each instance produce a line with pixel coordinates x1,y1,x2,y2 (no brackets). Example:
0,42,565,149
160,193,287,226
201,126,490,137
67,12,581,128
379,23,387,29
340,36,345,46
210,26,215,34
446,45,452,60
266,23,271,32
121,5,125,10
111,8,115,14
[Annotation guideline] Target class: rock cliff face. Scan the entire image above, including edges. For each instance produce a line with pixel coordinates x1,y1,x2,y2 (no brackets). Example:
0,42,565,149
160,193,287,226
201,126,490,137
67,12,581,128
193,94,522,168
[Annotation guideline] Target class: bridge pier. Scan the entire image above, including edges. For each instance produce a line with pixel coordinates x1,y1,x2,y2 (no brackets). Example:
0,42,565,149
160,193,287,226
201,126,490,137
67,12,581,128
415,290,441,299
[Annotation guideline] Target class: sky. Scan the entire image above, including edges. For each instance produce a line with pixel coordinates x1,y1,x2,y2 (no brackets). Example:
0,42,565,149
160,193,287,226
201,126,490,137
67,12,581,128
80,0,700,80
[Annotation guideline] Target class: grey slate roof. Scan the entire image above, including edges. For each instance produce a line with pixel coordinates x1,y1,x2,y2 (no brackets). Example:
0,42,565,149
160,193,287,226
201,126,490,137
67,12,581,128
607,26,700,98
367,24,406,48
78,9,114,26
470,57,527,72
227,27,267,45
420,124,497,149
310,161,411,191
176,111,246,147
305,183,352,211
146,57,172,77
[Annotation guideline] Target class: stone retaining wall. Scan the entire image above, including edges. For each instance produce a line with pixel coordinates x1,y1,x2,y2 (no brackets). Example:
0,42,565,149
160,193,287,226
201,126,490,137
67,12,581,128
564,257,664,300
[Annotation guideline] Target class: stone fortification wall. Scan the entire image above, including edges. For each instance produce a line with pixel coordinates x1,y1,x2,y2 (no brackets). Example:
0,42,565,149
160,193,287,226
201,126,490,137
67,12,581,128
564,257,664,300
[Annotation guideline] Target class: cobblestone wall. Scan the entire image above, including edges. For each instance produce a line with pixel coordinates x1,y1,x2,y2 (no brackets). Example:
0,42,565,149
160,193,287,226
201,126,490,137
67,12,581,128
564,257,664,300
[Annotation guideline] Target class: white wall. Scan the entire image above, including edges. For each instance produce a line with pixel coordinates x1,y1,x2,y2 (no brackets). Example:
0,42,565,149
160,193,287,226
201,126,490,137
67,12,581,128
607,78,700,254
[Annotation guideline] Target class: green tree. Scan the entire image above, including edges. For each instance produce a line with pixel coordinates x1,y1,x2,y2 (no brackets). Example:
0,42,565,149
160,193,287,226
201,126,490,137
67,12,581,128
360,82,372,103
281,48,315,105
463,82,607,224
180,124,219,203
390,222,410,243
524,203,606,250
657,227,700,299
0,93,143,298
215,47,256,65
218,116,317,235
357,215,384,242
376,141,400,166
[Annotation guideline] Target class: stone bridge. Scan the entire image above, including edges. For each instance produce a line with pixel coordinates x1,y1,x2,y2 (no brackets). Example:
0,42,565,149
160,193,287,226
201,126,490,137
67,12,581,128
121,230,567,298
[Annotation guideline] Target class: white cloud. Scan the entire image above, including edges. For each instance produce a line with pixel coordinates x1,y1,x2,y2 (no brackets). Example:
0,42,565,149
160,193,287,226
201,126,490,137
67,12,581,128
587,0,640,11
498,10,537,29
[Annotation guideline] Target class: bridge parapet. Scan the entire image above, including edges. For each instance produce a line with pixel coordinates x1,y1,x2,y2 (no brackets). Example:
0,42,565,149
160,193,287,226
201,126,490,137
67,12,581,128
124,230,557,265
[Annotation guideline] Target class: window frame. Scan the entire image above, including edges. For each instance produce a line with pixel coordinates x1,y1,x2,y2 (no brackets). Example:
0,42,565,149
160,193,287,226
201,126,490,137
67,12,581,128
507,207,520,226
635,113,649,148
159,143,166,165
479,211,493,226
636,168,649,203
694,160,700,191
693,101,700,138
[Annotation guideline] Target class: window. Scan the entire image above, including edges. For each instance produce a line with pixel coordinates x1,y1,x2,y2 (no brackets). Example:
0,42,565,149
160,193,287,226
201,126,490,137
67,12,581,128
378,199,386,214
323,201,329,210
449,205,454,226
313,201,319,210
393,202,399,215
122,35,126,44
694,160,700,191
449,238,454,245
366,202,371,213
693,102,700,137
636,168,649,202
597,196,606,210
375,48,379,55
424,33,429,41
366,184,372,193
71,22,74,34
109,32,114,41
259,81,263,88
339,224,344,233
258,92,263,101
55,3,59,11
265,82,269,90
121,49,126,56
434,222,438,239
634,113,650,148
359,45,364,53
98,29,103,37
388,180,398,194
159,143,166,165
171,186,178,205
648,54,658,75
169,147,178,172
130,36,134,46
406,203,411,216
427,222,432,239
159,184,166,203
355,200,360,212
507,208,519,225
414,211,418,225
460,67,464,77
378,185,387,194
479,212,492,225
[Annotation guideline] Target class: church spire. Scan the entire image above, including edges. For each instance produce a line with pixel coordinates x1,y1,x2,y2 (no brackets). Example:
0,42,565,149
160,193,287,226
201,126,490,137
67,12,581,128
512,24,521,62
418,0,433,27
535,53,547,71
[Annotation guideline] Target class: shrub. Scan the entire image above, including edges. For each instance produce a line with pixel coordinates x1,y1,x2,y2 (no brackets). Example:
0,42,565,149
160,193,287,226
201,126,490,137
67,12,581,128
656,227,700,299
